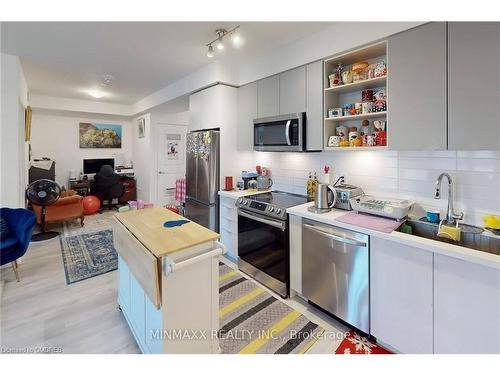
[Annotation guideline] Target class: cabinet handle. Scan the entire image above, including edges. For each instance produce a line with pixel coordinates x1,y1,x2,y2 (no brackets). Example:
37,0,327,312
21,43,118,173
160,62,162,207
303,223,367,247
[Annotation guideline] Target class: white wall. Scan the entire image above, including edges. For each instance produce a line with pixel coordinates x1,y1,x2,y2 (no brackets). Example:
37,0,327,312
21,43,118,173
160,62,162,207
251,150,500,227
0,53,28,207
131,113,152,201
30,111,133,188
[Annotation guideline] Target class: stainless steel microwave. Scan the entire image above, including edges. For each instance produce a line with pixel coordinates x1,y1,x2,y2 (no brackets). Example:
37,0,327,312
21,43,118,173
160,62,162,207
253,112,306,152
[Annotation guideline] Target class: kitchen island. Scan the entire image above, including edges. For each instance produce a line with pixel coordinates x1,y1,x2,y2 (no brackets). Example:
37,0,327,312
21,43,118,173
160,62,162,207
112,207,223,354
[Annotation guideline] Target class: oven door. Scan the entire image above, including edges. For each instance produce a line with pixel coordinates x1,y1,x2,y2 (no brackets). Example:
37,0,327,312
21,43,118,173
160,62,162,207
237,208,289,297
253,113,305,152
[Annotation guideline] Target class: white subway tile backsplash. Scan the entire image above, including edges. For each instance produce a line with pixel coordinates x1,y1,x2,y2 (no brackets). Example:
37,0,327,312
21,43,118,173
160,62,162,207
399,150,457,158
245,149,500,226
399,157,456,170
456,151,500,159
456,158,500,173
455,171,499,187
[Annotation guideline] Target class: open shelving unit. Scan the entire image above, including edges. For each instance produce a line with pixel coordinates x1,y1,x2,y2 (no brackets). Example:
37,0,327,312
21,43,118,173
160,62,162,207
323,41,388,151
324,111,387,122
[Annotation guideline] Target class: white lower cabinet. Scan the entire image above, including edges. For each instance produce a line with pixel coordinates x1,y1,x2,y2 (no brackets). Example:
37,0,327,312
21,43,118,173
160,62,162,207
370,237,434,353
219,196,238,261
434,254,500,353
118,255,163,354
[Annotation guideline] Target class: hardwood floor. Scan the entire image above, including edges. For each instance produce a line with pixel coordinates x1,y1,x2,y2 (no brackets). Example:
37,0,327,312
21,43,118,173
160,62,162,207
0,218,345,354
0,235,140,354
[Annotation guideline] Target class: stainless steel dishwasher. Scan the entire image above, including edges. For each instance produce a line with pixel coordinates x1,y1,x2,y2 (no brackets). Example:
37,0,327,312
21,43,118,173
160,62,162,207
302,219,370,334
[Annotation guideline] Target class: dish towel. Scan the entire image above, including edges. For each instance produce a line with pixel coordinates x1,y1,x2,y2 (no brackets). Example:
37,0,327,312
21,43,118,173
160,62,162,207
335,212,404,233
175,178,186,203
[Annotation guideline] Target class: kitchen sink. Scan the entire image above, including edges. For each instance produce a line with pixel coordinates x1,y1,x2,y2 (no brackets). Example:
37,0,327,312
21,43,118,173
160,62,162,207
399,218,500,256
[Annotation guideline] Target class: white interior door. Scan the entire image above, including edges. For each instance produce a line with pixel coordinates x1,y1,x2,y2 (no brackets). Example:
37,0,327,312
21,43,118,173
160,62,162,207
156,124,187,207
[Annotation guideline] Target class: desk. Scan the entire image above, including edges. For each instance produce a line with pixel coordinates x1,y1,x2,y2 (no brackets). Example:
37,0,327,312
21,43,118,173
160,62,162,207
68,177,137,203
68,179,91,196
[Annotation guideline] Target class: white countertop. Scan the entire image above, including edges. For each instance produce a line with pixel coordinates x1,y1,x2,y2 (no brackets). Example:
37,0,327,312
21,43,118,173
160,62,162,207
287,202,500,270
218,189,270,199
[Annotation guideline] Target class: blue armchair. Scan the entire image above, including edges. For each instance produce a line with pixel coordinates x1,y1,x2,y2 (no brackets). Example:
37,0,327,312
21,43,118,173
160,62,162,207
0,208,36,282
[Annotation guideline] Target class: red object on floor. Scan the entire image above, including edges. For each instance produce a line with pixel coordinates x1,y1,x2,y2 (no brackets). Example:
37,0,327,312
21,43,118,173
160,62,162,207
164,205,179,214
82,195,100,215
335,331,393,354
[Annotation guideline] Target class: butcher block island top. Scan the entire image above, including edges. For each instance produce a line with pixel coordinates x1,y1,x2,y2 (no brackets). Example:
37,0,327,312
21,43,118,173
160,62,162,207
114,207,220,258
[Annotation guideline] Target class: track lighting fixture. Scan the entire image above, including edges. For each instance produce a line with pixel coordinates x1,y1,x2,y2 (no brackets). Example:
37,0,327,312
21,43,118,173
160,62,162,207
205,25,241,58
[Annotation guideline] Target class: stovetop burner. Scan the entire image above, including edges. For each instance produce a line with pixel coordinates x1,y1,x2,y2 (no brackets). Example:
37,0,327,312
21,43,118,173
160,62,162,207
245,191,308,208
236,191,308,220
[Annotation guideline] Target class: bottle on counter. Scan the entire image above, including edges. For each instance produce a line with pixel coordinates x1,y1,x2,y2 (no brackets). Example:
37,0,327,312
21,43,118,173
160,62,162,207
306,172,314,201
311,172,318,201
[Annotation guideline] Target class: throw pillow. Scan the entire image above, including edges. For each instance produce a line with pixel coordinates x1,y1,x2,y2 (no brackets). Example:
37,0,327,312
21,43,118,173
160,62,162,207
0,217,10,240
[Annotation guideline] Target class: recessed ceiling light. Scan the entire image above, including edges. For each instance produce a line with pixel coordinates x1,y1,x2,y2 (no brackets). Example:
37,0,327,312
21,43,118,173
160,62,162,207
86,89,106,99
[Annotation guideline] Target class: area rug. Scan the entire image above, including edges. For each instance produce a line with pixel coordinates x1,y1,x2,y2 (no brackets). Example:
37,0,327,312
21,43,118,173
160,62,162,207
334,330,393,354
218,263,324,354
60,229,117,284
62,211,115,237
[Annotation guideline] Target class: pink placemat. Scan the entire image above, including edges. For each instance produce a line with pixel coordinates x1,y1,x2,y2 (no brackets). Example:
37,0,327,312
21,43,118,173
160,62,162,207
335,212,403,233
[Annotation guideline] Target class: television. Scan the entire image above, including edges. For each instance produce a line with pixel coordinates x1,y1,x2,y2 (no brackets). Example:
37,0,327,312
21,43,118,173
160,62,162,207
83,158,115,175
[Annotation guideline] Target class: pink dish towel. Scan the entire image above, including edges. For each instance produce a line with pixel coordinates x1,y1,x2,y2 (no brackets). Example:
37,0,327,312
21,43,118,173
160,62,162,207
175,178,186,203
335,212,403,233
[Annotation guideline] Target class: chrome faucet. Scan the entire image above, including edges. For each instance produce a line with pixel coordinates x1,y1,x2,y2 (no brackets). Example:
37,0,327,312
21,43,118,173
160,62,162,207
434,173,463,224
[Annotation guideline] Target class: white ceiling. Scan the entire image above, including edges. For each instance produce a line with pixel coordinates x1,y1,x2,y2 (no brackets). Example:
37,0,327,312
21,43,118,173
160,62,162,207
1,22,332,105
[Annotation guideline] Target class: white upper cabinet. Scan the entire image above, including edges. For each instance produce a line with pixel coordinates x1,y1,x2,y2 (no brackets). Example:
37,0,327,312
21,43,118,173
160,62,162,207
370,237,434,353
448,22,500,150
189,85,225,132
257,75,280,118
279,66,306,115
237,82,258,151
306,61,324,151
388,22,447,150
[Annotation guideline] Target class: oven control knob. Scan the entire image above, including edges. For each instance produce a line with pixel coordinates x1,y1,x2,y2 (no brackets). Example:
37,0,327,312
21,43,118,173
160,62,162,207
243,200,248,205
276,208,282,214
269,207,274,213
237,198,243,204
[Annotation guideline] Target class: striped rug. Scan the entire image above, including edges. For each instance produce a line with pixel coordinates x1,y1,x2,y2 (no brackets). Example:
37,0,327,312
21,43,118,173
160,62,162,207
219,263,324,354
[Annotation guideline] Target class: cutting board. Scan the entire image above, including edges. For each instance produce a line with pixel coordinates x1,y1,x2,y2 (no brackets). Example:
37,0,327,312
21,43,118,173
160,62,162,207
115,208,220,257
335,212,404,233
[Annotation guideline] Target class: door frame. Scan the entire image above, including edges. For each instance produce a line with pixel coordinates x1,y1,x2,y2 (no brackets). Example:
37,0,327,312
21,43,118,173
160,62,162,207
153,122,188,206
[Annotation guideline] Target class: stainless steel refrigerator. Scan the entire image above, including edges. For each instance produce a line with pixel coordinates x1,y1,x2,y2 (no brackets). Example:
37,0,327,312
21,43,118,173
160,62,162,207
185,130,220,232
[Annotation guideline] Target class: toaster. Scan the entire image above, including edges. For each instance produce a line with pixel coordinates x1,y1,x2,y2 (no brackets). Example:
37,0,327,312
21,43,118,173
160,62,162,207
333,184,364,210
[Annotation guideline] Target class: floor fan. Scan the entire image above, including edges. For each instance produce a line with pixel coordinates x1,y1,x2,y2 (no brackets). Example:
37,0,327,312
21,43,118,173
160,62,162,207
26,179,61,241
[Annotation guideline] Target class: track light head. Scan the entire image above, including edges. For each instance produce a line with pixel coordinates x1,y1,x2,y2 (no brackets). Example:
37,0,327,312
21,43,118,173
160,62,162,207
207,44,214,58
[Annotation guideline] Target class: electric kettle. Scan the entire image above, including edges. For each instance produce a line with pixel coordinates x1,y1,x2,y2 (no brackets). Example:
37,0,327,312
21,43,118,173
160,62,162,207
308,183,337,214
257,175,273,190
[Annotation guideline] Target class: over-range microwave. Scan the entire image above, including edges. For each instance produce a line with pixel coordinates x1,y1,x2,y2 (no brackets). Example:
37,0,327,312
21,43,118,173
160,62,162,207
253,112,306,152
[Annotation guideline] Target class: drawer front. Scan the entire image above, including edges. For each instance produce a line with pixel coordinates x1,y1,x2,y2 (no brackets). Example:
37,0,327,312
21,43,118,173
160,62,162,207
113,218,161,309
221,228,238,260
221,205,237,221
220,216,237,234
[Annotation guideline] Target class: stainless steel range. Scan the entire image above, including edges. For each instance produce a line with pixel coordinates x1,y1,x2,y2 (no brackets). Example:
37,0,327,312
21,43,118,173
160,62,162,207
236,191,308,298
